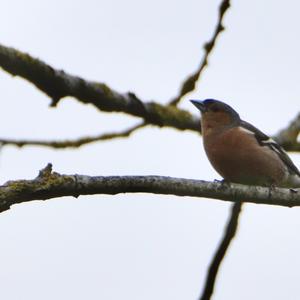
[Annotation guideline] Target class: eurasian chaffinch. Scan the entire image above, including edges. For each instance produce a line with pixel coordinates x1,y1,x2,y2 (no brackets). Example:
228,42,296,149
191,99,300,187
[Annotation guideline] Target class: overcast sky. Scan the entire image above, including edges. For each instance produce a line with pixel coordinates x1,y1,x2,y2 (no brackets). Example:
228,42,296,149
1,0,300,299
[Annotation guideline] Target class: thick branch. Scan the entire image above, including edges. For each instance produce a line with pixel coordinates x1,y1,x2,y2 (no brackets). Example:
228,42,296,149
199,201,242,300
0,44,199,132
0,122,146,149
169,0,231,106
0,164,300,213
2,43,300,152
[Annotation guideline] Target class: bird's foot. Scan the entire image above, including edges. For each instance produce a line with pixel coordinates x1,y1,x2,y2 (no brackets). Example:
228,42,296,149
214,178,231,187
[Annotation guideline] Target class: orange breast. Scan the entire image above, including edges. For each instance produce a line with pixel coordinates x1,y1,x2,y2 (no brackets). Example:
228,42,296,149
203,127,286,186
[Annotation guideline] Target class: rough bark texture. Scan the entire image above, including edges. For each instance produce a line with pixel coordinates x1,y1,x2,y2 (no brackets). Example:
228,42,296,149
0,44,199,132
1,42,299,151
1,164,299,213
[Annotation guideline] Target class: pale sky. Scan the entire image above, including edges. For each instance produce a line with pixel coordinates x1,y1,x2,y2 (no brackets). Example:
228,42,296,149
1,0,300,299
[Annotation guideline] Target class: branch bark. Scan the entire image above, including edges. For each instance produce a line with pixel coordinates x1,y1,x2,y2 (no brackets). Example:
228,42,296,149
2,43,300,151
1,117,300,150
169,0,231,106
274,112,300,151
0,122,146,149
0,164,300,213
199,201,242,300
0,44,199,132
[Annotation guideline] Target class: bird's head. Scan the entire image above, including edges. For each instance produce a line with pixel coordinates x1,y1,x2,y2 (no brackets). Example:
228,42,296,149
190,99,240,135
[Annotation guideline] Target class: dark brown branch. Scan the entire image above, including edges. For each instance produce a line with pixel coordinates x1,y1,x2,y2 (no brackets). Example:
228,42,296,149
0,122,146,149
2,43,300,152
169,0,231,106
0,44,199,132
199,201,242,300
1,164,300,213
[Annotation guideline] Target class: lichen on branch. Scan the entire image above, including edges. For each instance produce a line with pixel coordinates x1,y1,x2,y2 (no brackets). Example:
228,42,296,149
0,44,199,132
0,164,299,213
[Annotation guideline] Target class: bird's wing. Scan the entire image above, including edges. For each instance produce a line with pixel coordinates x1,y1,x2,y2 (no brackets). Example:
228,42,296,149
240,120,300,176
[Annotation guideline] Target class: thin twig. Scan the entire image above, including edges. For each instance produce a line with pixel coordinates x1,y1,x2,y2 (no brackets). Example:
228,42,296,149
169,0,231,106
199,201,242,300
4,115,300,150
0,122,146,149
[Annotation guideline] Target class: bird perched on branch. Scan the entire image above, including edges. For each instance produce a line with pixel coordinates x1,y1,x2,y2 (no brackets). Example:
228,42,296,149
191,99,300,187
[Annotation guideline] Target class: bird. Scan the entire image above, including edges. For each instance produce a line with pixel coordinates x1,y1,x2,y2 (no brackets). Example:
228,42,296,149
190,99,300,187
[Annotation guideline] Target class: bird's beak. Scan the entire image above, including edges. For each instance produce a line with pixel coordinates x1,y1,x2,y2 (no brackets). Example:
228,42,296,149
190,100,206,113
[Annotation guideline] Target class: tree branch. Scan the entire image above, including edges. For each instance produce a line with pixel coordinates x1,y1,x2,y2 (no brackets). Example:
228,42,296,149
2,43,300,153
2,114,300,150
199,201,242,300
0,122,146,149
169,0,231,106
0,164,300,213
274,112,300,152
2,43,300,150
0,44,199,132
